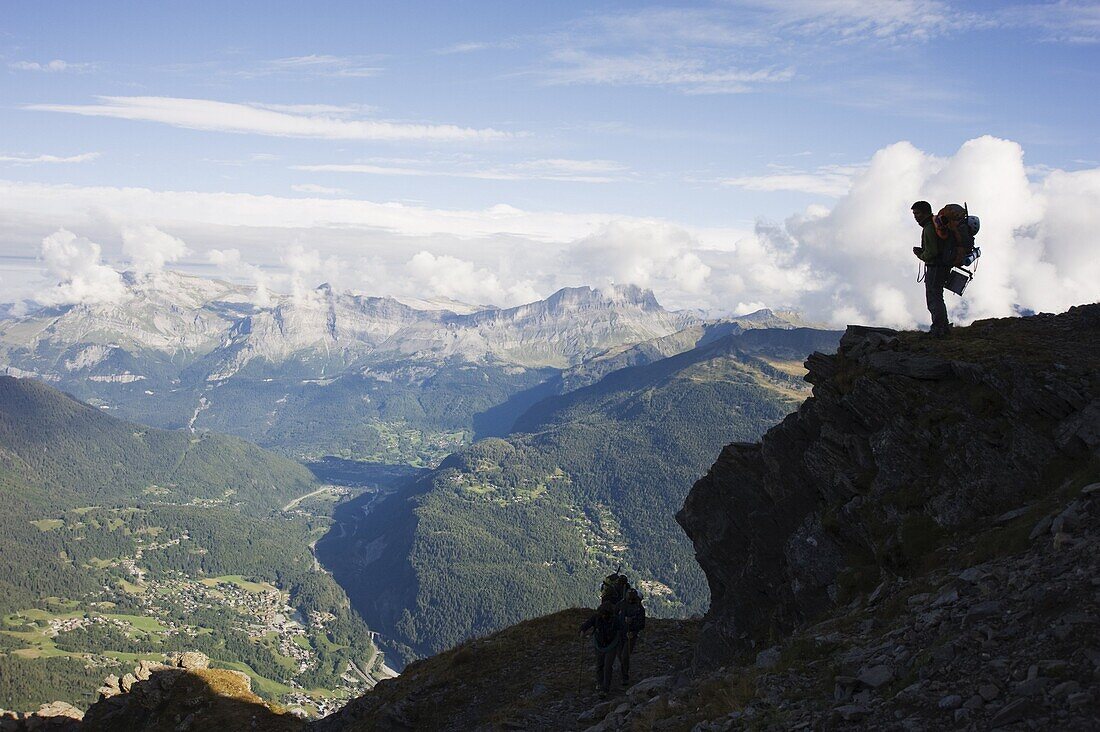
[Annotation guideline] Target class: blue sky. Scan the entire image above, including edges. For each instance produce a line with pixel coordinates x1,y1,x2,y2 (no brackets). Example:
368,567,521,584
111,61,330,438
2,1,1099,323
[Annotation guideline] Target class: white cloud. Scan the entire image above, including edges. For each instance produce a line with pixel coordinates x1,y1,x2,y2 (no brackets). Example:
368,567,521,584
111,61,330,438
530,0,957,96
291,183,349,195
721,165,861,197
37,229,129,306
120,225,189,275
405,251,538,306
281,244,345,304
9,59,93,72
206,248,273,307
769,136,1099,327
996,1,1100,44
749,0,957,41
5,135,1100,325
259,54,382,77
0,152,100,165
25,96,512,142
253,103,377,116
435,39,523,54
564,221,712,295
293,157,631,183
540,49,794,94
0,179,618,241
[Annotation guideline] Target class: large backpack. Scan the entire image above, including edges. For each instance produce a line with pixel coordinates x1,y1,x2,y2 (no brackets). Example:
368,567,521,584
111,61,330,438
933,202,981,267
592,614,620,649
600,574,622,603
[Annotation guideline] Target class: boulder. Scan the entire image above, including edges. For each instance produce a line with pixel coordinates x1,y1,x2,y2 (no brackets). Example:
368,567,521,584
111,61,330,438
856,664,894,689
991,698,1036,728
755,646,781,669
179,651,210,670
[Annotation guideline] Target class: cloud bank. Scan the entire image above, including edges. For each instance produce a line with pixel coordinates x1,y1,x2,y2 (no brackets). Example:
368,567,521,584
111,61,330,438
8,136,1100,326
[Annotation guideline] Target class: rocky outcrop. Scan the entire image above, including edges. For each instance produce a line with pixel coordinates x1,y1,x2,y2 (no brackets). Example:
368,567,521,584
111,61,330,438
0,702,83,731
678,305,1100,669
3,653,298,732
80,652,298,732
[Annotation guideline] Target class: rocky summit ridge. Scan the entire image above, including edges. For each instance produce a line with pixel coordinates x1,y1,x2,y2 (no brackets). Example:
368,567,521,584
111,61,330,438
4,305,1098,731
0,272,702,374
678,303,1100,670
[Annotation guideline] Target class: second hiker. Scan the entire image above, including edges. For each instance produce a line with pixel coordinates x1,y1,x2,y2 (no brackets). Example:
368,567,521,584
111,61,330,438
617,588,646,686
580,601,625,699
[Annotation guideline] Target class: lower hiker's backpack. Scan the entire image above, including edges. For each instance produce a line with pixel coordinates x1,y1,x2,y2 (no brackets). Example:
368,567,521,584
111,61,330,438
934,202,981,267
593,616,619,648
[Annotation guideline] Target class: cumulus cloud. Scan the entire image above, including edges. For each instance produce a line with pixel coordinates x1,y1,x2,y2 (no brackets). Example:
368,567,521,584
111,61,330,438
405,251,539,307
281,244,346,305
6,136,1100,326
739,136,1100,327
121,225,189,275
206,248,273,307
565,221,712,298
26,96,511,142
37,229,129,306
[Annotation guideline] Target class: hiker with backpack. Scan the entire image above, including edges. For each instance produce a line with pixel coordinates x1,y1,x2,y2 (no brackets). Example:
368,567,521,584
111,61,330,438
912,200,982,338
600,572,628,605
617,589,646,686
579,601,625,699
911,200,952,337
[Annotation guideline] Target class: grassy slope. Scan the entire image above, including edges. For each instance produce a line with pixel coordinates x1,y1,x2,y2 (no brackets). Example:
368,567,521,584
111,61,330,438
318,608,698,732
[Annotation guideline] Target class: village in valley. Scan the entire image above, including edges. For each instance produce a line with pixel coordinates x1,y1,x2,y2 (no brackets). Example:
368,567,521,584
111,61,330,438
1,486,394,719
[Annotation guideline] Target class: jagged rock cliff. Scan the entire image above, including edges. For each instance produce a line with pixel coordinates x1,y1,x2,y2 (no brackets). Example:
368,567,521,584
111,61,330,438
678,305,1100,669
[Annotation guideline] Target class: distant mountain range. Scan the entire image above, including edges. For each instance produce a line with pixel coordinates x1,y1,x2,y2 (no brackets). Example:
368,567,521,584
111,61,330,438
0,271,808,464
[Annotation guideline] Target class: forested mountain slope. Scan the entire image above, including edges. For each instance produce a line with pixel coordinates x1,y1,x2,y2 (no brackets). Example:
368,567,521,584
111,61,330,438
0,375,315,511
318,327,841,664
0,377,378,714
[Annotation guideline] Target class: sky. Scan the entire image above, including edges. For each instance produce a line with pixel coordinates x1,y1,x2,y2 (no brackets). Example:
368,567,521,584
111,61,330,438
2,0,1099,326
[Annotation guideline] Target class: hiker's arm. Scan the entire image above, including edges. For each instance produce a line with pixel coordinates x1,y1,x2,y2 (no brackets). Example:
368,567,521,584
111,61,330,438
919,226,940,263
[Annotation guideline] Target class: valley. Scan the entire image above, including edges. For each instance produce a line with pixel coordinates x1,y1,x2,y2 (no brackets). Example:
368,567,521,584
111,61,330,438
317,327,842,665
0,272,840,716
0,376,389,716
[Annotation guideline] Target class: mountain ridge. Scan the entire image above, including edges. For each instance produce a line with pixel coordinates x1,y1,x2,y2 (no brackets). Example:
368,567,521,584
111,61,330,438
0,270,805,462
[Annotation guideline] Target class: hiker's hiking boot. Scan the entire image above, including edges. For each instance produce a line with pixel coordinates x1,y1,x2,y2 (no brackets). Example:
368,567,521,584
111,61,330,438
927,324,953,339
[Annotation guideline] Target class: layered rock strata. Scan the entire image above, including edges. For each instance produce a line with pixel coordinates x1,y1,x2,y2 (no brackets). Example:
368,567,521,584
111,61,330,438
678,305,1100,669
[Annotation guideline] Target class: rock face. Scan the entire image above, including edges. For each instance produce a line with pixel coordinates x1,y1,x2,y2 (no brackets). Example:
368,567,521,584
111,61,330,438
678,305,1100,668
